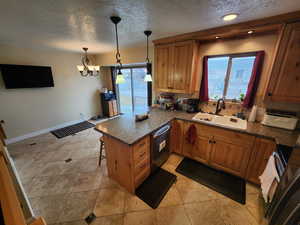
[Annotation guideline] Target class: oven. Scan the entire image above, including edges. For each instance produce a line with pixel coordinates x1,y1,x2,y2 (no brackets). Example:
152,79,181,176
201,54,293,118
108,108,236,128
150,123,171,173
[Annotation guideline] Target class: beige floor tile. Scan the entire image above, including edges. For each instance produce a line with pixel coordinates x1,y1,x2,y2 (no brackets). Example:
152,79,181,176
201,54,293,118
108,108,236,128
124,192,152,212
61,159,83,174
71,171,102,192
59,220,86,225
58,190,98,223
176,179,221,203
156,205,191,225
91,214,124,225
246,193,265,223
94,188,125,217
184,201,225,225
159,185,182,208
166,154,184,167
124,210,157,225
217,198,258,225
79,157,99,173
98,175,120,189
246,183,260,194
27,174,76,197
30,194,67,224
38,161,66,177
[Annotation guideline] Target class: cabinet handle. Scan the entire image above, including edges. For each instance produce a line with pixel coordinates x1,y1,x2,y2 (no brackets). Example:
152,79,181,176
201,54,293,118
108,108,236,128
138,142,145,148
115,160,117,171
267,92,272,96
296,62,300,67
139,163,147,169
139,152,146,158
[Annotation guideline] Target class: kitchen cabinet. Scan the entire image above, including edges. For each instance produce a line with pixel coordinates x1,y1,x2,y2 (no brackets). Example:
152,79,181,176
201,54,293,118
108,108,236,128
246,138,276,184
170,119,184,154
103,135,150,193
210,138,252,177
182,121,255,178
154,40,199,94
266,22,300,103
182,122,212,164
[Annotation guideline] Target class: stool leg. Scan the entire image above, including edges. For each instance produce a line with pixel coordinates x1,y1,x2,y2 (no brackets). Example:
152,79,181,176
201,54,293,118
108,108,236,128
99,141,104,167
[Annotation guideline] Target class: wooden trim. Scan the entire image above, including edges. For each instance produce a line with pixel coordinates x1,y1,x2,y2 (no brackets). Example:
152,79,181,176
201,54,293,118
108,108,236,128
0,142,27,225
153,10,300,44
0,121,6,146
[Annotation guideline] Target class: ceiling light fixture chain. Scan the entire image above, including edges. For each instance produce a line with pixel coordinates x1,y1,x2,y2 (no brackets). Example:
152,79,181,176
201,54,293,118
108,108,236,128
111,16,125,84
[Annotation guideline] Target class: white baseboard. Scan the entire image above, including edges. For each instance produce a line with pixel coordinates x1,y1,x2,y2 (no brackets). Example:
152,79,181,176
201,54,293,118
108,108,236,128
5,119,85,145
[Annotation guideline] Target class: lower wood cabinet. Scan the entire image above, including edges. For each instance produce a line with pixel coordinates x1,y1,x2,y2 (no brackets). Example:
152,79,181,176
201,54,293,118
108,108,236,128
175,120,273,180
246,137,276,184
103,135,150,193
210,138,252,177
170,119,184,154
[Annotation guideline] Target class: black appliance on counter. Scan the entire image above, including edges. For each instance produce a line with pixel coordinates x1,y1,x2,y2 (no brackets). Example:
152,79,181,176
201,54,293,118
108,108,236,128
150,123,171,172
186,98,199,113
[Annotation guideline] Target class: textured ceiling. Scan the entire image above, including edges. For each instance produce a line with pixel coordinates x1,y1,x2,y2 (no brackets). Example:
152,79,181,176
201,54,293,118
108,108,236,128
0,0,300,53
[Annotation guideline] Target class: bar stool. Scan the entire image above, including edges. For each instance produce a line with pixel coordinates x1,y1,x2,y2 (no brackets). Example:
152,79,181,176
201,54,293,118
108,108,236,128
99,136,105,166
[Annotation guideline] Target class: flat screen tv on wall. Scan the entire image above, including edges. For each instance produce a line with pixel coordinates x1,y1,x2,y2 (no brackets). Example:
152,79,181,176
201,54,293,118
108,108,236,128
0,64,54,89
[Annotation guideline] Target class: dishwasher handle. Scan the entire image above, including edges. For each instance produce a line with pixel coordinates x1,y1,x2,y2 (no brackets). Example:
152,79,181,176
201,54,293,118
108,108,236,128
153,124,171,138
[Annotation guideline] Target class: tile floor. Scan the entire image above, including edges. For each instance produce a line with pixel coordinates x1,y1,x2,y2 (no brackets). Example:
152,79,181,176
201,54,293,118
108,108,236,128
8,128,266,225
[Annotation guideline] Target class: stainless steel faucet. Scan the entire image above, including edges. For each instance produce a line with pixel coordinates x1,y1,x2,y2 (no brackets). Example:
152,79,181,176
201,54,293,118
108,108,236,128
215,98,226,115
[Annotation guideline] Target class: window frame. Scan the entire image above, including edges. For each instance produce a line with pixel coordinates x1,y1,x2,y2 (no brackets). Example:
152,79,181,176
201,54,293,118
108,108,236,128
207,51,258,101
113,64,152,114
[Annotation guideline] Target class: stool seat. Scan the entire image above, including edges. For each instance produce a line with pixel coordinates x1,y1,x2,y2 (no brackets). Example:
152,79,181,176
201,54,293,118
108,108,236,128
99,136,105,166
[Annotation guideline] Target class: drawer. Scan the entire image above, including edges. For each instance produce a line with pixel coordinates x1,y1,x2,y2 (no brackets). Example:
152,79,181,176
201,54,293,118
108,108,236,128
133,136,150,162
134,163,150,188
134,156,150,176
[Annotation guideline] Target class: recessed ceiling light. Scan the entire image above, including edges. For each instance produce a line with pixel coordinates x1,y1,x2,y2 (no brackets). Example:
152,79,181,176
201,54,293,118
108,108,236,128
215,36,220,39
248,30,253,34
222,13,238,21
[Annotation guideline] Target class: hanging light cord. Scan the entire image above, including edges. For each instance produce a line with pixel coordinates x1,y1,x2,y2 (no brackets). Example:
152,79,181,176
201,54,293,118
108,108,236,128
146,35,150,63
114,23,122,70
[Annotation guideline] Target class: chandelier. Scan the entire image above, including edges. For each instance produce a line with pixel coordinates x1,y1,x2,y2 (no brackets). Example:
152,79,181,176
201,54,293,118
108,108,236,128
77,47,100,76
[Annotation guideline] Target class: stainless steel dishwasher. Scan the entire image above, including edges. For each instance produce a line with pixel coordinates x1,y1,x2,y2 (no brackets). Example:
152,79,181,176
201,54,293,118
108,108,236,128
150,123,171,173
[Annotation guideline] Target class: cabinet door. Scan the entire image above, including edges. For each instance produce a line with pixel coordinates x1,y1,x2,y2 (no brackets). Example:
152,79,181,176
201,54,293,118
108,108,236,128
154,44,172,90
266,22,300,102
210,138,252,177
192,136,212,164
171,41,194,93
246,138,276,184
182,122,212,164
170,120,184,154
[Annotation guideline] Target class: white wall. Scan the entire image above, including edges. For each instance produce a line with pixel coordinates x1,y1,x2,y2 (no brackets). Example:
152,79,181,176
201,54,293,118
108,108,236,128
0,45,103,140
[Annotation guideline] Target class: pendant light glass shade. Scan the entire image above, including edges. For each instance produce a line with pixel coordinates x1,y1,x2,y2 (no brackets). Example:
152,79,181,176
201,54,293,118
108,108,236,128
144,73,153,82
116,69,125,84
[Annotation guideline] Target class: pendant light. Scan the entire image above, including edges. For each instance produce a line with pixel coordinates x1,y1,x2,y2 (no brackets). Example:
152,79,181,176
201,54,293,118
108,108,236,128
111,16,125,84
144,30,153,82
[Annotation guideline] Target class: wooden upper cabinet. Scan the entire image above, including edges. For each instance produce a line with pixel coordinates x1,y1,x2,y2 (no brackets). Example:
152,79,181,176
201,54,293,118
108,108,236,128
154,44,172,90
246,138,276,184
154,40,199,94
266,22,300,102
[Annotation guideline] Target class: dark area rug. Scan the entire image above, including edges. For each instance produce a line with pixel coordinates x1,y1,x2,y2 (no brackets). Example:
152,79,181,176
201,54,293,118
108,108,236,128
176,157,246,204
135,168,177,209
51,121,95,138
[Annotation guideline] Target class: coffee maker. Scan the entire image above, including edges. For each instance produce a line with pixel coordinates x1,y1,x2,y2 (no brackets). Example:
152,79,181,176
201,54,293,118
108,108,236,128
186,98,199,113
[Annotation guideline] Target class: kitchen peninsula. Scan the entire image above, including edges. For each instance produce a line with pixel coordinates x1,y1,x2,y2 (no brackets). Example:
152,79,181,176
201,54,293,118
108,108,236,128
95,108,300,193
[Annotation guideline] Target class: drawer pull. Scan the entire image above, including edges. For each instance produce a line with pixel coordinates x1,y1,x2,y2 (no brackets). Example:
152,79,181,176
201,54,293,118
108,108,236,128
138,142,145,148
139,152,146,158
139,163,147,169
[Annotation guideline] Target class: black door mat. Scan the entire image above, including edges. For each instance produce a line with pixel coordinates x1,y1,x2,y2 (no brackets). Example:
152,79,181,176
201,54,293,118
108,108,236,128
51,121,95,138
175,157,246,204
135,168,177,209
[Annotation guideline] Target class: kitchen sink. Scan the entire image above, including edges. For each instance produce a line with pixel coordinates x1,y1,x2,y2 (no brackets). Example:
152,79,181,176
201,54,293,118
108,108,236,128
192,112,247,130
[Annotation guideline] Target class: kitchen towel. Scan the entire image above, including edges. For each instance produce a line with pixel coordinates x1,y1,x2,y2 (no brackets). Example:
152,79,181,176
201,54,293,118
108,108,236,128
259,154,280,202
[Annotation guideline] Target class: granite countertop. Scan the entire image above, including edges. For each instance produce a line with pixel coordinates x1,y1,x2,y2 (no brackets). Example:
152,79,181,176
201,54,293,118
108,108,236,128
95,108,300,147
